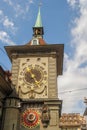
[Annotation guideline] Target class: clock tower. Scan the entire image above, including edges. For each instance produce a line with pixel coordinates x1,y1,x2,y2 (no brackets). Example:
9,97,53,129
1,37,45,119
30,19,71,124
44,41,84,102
1,7,64,130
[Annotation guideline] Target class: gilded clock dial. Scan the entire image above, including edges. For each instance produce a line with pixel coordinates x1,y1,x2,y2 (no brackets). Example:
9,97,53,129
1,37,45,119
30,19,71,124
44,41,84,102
24,66,43,85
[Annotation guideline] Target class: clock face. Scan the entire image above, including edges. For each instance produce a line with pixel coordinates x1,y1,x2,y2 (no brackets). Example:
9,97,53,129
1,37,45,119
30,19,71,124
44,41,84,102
24,65,45,86
17,57,48,99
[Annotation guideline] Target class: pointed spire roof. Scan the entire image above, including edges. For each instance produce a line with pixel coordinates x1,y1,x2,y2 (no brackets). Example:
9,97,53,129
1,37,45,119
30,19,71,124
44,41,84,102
34,7,42,27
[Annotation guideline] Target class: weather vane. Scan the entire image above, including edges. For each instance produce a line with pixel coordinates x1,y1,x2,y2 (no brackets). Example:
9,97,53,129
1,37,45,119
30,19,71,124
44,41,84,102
39,0,42,7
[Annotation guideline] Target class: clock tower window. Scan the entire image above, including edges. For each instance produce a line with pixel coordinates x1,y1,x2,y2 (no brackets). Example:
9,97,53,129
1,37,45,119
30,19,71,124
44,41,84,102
31,39,39,45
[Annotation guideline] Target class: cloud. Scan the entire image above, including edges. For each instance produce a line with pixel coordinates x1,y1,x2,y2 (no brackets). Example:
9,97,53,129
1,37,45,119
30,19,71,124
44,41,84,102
3,0,34,18
4,0,13,6
0,0,35,46
3,17,14,28
67,0,78,8
29,0,34,4
0,31,16,45
59,0,87,114
0,10,17,33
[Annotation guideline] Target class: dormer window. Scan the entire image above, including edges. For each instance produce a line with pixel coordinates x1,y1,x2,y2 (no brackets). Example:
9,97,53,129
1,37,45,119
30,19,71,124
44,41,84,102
31,38,39,45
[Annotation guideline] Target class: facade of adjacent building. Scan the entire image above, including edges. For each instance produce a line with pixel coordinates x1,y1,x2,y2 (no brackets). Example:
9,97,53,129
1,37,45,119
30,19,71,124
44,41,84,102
84,98,87,129
0,7,64,130
59,113,86,130
0,66,12,128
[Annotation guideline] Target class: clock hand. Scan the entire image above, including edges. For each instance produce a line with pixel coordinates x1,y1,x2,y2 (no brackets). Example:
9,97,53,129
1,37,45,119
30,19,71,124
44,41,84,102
27,67,40,88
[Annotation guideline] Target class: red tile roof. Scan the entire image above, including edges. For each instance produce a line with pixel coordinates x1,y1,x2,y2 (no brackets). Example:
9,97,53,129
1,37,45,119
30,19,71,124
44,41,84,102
26,38,46,45
59,113,86,127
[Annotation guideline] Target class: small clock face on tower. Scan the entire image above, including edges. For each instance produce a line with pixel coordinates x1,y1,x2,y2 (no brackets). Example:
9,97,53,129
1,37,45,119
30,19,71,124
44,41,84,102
17,57,48,99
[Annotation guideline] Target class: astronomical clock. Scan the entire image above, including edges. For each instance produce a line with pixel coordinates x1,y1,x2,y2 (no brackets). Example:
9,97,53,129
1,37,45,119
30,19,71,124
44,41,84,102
17,57,48,99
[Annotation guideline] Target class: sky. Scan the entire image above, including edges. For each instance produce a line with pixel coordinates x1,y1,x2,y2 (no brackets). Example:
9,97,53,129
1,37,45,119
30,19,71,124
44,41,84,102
0,0,87,115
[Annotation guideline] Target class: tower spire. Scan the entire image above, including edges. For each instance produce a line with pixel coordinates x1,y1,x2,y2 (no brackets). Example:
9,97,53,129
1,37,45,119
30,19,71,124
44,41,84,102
33,4,44,38
35,6,42,27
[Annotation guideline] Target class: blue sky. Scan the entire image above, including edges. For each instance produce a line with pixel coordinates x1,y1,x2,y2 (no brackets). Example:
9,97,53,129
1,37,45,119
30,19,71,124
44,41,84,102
0,0,87,114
